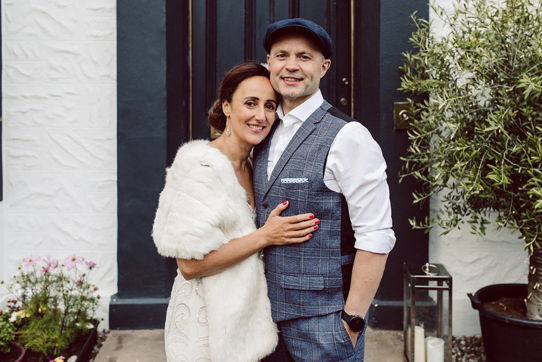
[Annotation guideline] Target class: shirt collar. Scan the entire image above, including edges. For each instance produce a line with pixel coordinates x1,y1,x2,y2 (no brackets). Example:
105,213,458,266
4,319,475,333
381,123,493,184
276,90,324,125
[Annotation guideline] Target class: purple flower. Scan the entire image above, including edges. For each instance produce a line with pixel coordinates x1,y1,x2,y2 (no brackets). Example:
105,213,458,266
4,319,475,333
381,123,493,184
64,255,82,271
85,261,97,269
23,255,41,267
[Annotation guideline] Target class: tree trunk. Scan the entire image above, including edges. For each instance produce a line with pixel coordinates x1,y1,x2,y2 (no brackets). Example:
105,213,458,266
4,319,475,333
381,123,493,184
527,247,542,320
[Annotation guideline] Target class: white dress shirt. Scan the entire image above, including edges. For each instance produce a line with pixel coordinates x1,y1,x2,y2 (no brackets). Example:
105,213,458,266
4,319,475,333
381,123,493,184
267,90,396,253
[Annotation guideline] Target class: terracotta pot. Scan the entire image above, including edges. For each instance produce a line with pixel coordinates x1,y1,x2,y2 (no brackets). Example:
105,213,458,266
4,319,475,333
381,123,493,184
13,331,24,339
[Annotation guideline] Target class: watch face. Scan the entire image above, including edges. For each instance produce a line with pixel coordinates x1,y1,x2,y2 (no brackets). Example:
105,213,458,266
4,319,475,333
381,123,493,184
349,316,365,332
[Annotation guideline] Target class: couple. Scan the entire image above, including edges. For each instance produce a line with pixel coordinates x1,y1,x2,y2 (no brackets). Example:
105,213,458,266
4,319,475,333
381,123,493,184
152,18,395,362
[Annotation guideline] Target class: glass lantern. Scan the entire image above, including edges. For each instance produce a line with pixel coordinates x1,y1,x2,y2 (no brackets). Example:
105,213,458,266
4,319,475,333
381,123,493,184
403,263,452,362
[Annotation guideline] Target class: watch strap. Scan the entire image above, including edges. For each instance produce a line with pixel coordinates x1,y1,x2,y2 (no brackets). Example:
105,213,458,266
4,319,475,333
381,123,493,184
341,309,365,332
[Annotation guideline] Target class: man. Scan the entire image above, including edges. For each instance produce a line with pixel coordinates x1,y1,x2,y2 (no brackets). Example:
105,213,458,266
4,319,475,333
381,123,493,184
253,18,396,361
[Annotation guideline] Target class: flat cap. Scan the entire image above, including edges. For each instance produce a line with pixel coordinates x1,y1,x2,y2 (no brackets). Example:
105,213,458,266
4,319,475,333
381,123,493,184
263,18,333,59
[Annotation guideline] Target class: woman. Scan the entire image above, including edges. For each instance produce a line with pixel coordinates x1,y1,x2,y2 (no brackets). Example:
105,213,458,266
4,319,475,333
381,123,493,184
152,62,318,362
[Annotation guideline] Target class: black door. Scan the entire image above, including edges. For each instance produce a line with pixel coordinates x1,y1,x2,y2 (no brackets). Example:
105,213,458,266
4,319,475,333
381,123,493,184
114,0,429,329
190,0,353,140
178,0,430,329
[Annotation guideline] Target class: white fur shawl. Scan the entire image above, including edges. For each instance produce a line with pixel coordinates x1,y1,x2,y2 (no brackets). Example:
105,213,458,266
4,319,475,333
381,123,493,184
152,140,277,362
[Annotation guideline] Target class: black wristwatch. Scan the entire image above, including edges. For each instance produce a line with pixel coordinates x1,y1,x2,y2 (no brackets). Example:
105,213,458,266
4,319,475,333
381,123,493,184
341,310,366,332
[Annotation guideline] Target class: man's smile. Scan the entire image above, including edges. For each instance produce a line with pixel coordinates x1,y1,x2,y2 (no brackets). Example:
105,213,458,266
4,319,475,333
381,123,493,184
282,76,302,84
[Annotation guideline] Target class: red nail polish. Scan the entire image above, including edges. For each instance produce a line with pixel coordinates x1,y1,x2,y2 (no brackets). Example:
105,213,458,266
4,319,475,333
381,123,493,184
283,201,288,205
314,219,320,224
309,214,314,219
314,225,318,230
308,234,313,238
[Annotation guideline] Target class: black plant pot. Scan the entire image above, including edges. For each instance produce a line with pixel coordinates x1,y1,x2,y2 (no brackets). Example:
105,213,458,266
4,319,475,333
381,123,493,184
18,320,100,362
468,283,542,362
7,341,25,362
75,320,100,362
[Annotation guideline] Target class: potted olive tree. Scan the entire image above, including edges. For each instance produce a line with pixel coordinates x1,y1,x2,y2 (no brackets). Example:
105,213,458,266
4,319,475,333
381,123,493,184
399,0,542,360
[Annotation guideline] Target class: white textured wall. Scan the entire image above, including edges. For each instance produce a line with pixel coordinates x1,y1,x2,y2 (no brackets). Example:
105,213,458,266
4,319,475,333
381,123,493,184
1,0,117,327
429,0,529,336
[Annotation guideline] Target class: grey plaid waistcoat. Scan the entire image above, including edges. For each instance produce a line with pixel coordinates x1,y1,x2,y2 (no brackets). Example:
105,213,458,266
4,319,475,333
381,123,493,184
253,101,356,322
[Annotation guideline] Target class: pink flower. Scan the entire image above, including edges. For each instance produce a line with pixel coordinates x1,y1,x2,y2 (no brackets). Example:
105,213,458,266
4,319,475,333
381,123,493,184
64,255,82,271
23,255,41,267
44,256,59,270
40,266,50,275
85,261,97,269
76,280,83,286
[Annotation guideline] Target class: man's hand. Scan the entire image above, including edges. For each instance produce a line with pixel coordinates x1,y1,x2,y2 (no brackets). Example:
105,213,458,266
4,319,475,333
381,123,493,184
343,250,389,348
342,320,360,348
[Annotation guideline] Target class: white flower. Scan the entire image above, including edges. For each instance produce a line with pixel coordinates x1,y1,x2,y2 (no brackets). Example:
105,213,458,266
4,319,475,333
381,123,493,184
9,311,17,323
75,321,95,329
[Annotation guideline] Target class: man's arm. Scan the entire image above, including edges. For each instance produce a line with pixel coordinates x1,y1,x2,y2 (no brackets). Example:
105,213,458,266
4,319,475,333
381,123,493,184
342,249,389,346
324,121,395,346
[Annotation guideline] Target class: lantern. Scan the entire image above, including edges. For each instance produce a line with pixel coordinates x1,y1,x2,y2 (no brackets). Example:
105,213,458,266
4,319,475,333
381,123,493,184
404,263,452,362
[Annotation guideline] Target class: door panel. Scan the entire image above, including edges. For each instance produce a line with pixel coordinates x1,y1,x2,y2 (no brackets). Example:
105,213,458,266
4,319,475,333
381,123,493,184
191,0,352,140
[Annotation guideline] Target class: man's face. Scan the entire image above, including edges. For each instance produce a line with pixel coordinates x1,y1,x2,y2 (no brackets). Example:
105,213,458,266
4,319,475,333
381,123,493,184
267,33,331,113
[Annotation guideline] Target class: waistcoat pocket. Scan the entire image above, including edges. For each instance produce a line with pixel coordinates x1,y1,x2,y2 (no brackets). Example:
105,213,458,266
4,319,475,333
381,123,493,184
278,273,324,291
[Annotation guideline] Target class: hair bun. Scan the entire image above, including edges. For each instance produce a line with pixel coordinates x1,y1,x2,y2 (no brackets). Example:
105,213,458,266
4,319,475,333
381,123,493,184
208,99,226,132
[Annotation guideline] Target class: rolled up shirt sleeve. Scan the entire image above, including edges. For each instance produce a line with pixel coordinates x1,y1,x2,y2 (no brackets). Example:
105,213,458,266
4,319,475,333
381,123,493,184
324,122,396,254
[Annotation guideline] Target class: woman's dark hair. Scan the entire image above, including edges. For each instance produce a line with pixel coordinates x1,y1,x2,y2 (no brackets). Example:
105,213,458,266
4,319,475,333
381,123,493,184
208,61,272,132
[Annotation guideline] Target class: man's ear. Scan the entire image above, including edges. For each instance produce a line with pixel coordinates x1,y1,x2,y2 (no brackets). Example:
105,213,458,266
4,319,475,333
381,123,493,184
267,54,270,65
320,59,331,78
222,100,230,117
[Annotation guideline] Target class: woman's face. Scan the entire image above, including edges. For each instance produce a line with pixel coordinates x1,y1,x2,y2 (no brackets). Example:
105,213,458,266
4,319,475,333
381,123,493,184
222,76,278,146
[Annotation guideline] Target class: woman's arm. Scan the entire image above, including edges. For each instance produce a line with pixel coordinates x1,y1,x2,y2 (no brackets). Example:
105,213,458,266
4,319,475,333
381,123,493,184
177,201,318,279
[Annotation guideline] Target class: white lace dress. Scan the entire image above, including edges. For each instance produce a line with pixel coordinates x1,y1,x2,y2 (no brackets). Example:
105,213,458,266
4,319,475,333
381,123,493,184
164,274,210,361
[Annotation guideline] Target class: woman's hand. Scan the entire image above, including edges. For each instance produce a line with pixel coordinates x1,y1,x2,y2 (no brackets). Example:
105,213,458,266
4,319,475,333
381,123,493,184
178,201,317,280
258,201,318,246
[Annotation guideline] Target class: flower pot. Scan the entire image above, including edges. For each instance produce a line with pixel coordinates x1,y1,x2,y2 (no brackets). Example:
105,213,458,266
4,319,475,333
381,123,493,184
1,341,25,362
75,320,100,362
468,283,542,362
20,320,100,362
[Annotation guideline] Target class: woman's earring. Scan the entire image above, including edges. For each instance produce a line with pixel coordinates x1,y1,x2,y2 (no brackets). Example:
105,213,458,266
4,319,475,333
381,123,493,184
225,119,231,136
